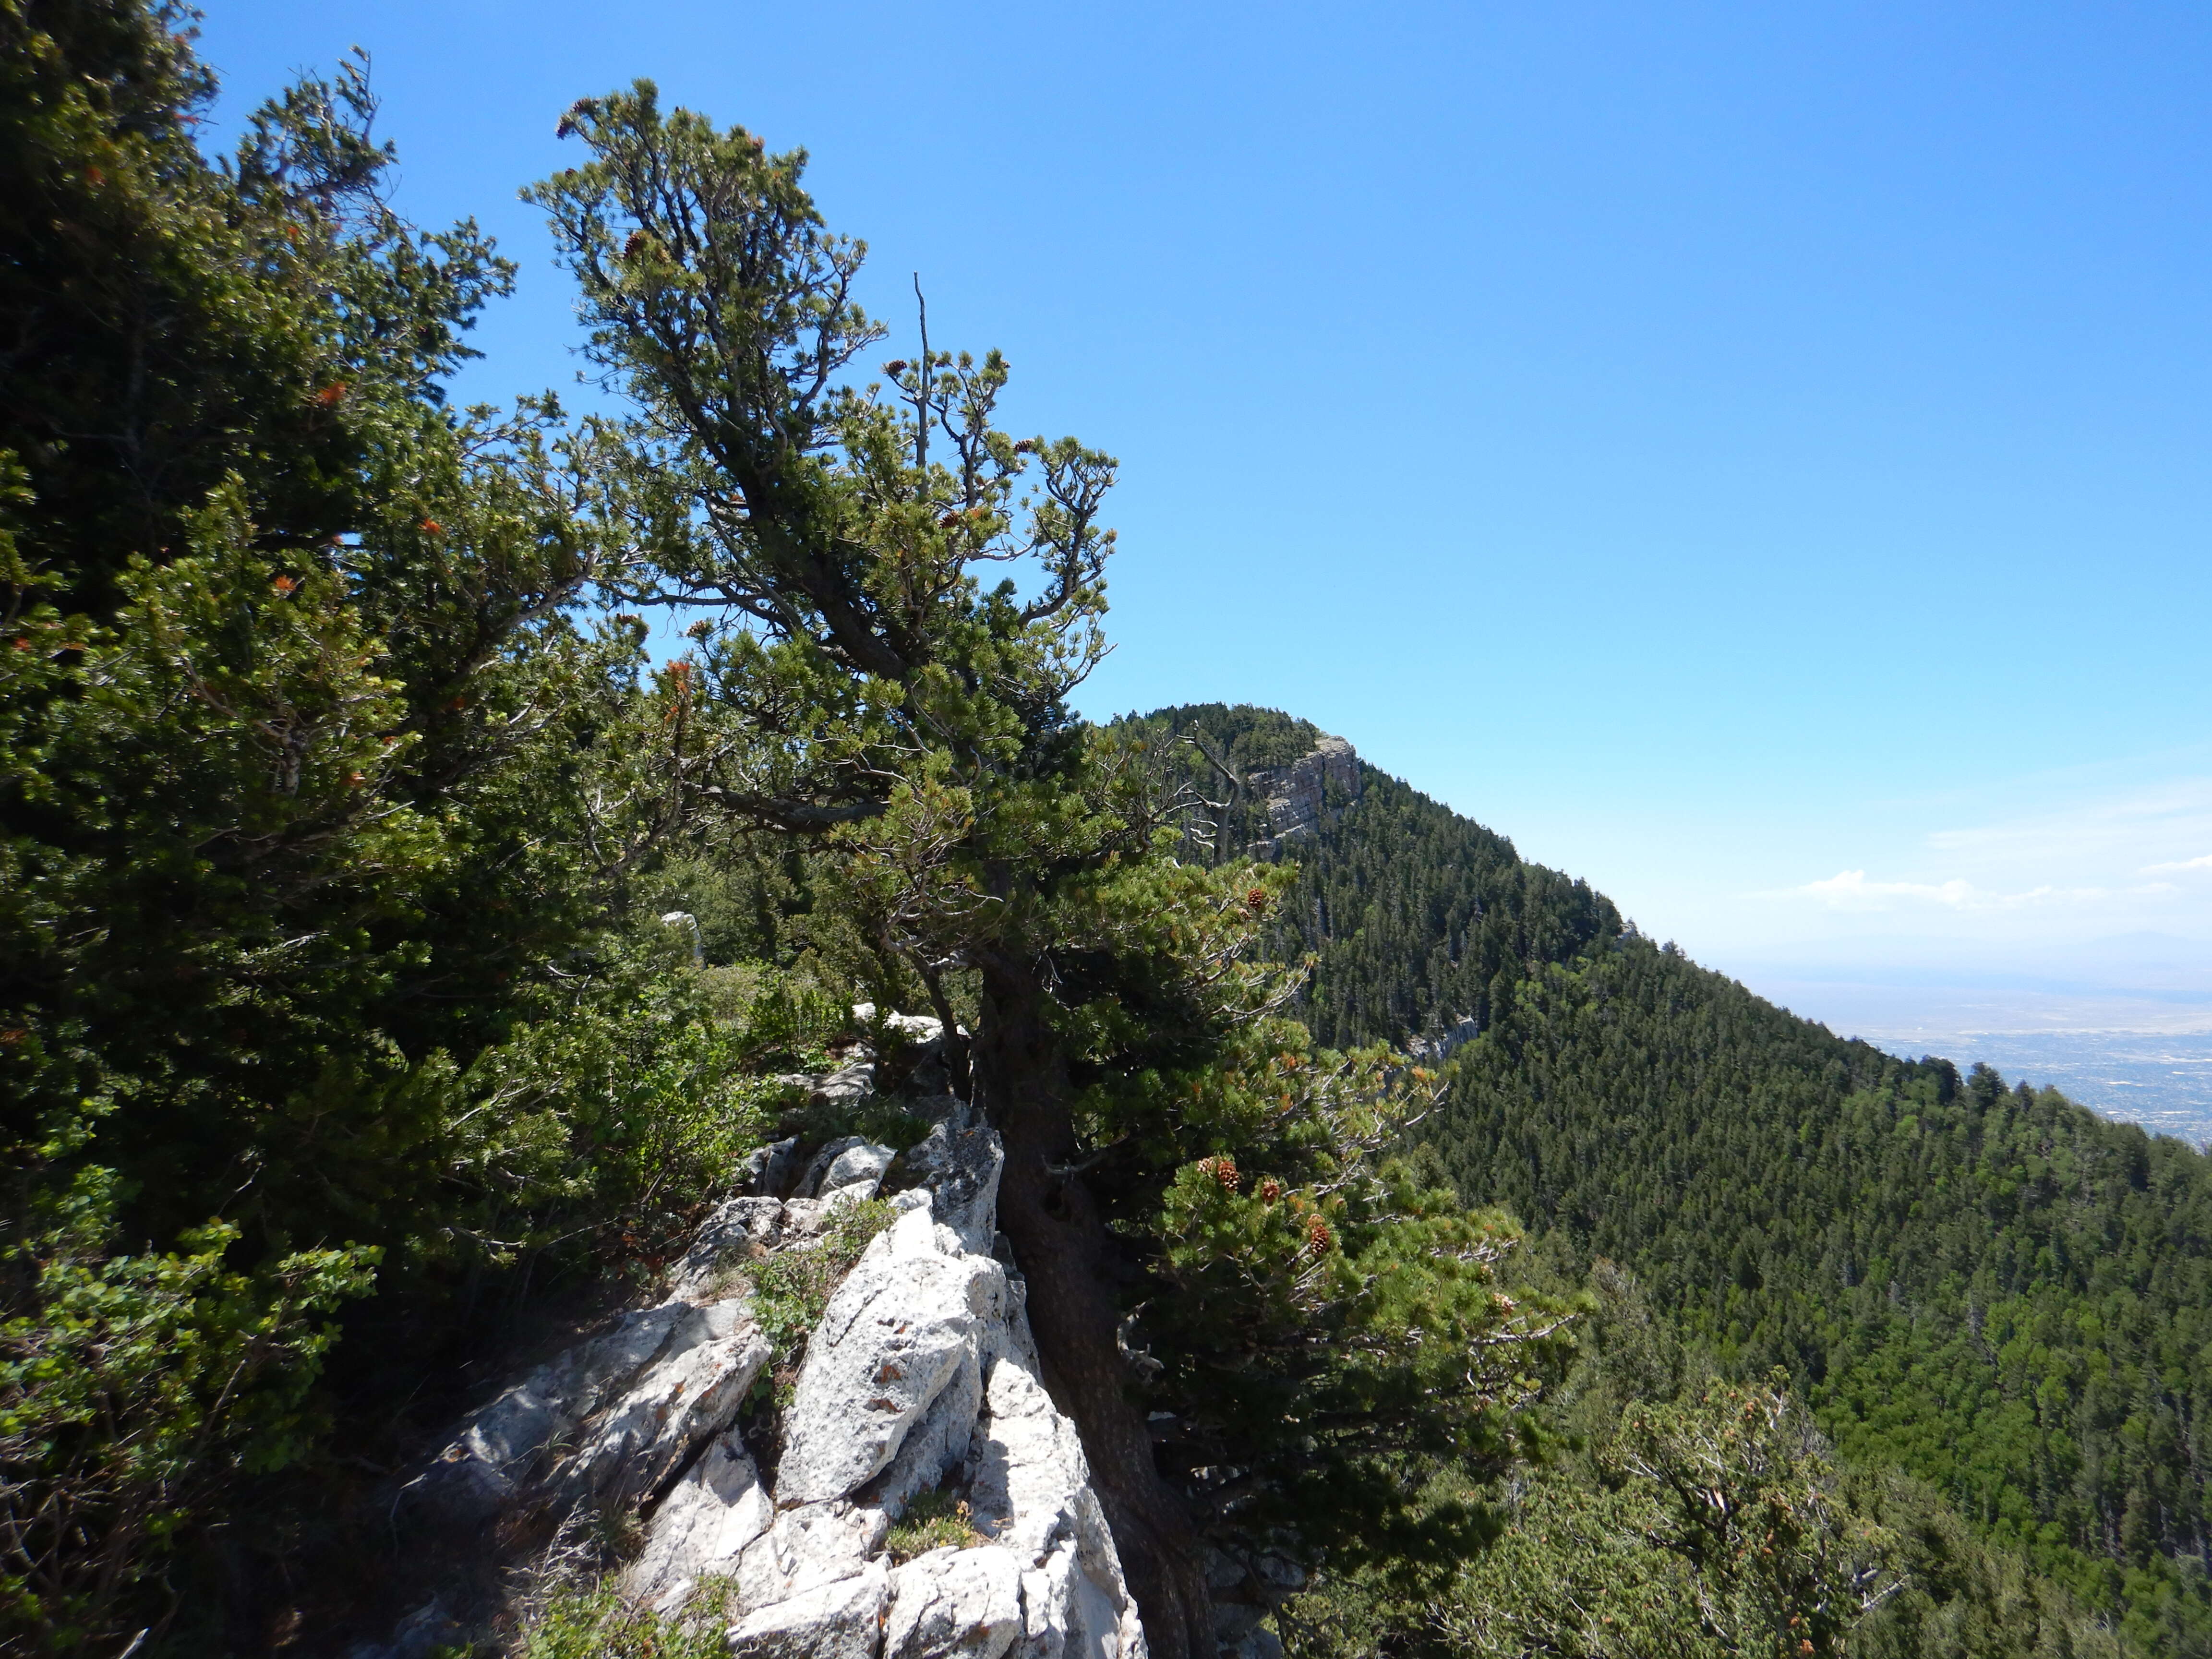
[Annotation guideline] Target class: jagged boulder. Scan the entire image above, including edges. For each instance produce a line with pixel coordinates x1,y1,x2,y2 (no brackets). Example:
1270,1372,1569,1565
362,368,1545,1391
623,1431,774,1613
1250,733,1360,851
744,1135,805,1197
367,1040,1152,1659
967,1346,1143,1659
737,1500,893,1605
853,1004,946,1046
615,1165,1144,1658
547,1298,770,1511
778,1200,1009,1505
669,1195,787,1300
801,1135,899,1200
902,1116,1004,1254
885,1547,1025,1659
398,1294,768,1529
728,1559,892,1659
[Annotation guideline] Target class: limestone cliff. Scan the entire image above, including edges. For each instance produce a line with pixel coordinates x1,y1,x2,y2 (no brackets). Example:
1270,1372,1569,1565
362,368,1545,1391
1246,734,1359,853
354,1025,1145,1659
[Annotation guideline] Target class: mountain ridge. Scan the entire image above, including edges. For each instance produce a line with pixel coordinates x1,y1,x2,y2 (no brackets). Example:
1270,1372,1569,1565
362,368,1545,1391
1134,703,2212,1655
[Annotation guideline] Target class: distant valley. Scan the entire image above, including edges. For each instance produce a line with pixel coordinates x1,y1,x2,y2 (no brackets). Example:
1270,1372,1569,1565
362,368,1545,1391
1738,977,2212,1144
1862,1029,2212,1147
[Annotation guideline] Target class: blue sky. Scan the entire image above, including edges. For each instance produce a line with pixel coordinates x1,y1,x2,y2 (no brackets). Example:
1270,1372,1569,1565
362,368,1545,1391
199,1,2212,1038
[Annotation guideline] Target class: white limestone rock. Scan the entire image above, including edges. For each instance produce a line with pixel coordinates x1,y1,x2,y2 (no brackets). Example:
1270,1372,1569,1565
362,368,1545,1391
1019,1537,1140,1659
1404,1015,1480,1065
967,1355,1087,1564
852,1005,944,1045
1248,733,1360,852
816,1139,896,1199
622,1430,774,1613
885,1546,1024,1659
727,1557,891,1659
776,1210,1009,1506
743,1137,805,1198
830,1140,898,1190
867,1328,984,1521
808,1062,878,1110
390,1054,1152,1659
667,1196,784,1301
404,1293,766,1527
967,1350,1143,1659
736,1501,891,1606
547,1297,771,1511
902,1120,1004,1255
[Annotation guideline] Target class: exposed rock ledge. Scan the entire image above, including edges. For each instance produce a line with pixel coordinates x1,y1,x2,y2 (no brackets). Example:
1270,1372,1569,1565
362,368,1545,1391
1247,734,1360,853
358,1070,1144,1659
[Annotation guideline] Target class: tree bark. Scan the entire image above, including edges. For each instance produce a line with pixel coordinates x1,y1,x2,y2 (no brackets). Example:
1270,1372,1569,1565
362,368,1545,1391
973,954,1214,1659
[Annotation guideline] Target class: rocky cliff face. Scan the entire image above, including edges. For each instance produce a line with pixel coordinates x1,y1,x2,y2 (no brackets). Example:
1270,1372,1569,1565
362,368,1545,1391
357,1027,1145,1659
1246,735,1359,853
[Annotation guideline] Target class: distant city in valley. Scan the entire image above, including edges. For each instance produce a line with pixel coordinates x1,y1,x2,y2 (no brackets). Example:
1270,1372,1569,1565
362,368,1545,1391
1740,970,2212,1146
1860,1029,2212,1148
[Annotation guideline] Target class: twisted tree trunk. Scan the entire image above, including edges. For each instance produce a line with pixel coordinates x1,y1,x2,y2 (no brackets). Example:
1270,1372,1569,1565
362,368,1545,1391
973,956,1214,1659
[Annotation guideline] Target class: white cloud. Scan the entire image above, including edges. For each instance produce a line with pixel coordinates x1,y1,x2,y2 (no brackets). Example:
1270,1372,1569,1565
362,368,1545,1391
2144,853,2212,874
1799,869,1980,909
1927,778,2212,870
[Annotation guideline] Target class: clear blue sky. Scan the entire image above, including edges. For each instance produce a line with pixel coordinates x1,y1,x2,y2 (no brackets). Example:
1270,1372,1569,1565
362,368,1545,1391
199,1,2212,1034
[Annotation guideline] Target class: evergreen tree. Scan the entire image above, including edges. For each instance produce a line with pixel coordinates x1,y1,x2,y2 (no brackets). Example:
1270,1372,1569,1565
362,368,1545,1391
1150,702,2212,1654
528,92,1569,1655
0,10,716,1644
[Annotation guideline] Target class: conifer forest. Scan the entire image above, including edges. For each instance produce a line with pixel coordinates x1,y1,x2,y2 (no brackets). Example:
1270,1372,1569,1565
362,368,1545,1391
3,6,2208,1657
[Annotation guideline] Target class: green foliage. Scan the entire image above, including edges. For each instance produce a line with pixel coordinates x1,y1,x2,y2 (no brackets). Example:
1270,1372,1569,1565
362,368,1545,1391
1135,1039,1575,1582
0,4,629,1260
0,3,512,613
1844,1468,2129,1659
1286,1268,2126,1659
885,1488,985,1562
1443,946,2212,1649
0,1158,376,1651
0,9,730,1644
524,92,1576,1635
742,1197,896,1364
439,950,813,1270
1445,1375,1896,1659
518,1581,730,1659
1131,704,1621,1047
1163,705,2197,1653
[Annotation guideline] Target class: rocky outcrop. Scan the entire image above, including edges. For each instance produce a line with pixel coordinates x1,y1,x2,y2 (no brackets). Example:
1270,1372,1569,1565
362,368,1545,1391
775,1195,1008,1506
1247,734,1360,851
396,1294,772,1534
365,1039,1145,1659
1405,1013,1481,1065
883,1547,1023,1659
630,1131,1143,1659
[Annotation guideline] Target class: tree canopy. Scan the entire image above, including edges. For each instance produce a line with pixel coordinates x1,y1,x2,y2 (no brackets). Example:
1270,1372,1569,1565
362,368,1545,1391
0,21,1569,1651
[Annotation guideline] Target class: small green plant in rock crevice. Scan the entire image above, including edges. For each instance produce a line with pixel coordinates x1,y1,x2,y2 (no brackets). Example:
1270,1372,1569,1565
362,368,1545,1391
848,1102,931,1155
517,1581,732,1659
885,1488,985,1562
743,1198,897,1370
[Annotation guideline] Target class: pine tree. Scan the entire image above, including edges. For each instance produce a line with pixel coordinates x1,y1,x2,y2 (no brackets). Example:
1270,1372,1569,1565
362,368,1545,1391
528,90,1570,1654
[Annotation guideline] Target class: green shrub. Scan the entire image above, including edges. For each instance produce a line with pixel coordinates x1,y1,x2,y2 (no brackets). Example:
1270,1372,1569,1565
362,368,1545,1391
518,1582,729,1659
743,1198,896,1362
885,1488,984,1562
0,1160,376,1654
449,954,783,1268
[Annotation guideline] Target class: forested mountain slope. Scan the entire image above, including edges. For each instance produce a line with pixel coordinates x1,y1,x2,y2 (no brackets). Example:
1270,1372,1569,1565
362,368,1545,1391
1129,704,1619,1047
1137,704,2212,1656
